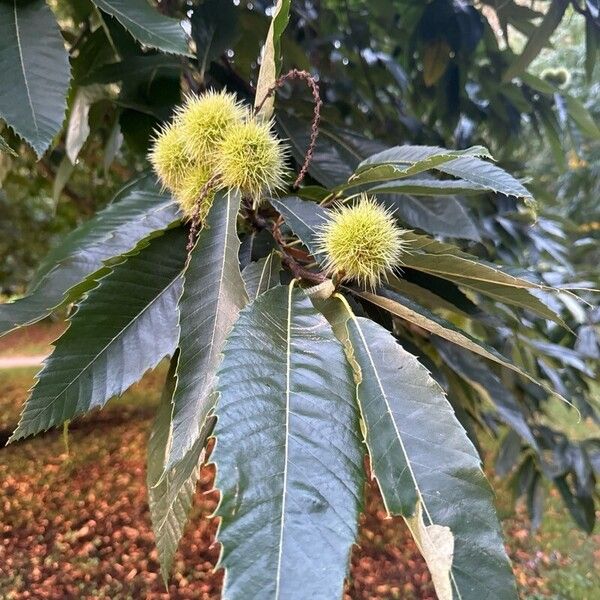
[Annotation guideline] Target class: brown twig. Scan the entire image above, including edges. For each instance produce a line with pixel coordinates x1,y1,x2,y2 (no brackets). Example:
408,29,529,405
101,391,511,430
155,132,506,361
187,174,221,252
281,254,326,285
254,69,323,188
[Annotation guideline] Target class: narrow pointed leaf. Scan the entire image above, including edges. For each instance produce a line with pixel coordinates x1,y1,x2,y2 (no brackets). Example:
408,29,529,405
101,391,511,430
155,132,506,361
436,156,532,199
91,0,190,56
168,191,247,468
434,338,538,450
271,197,559,323
9,229,187,442
502,0,569,82
370,178,486,196
213,284,364,599
242,251,282,300
148,356,204,583
345,145,491,189
341,306,517,599
355,288,569,404
269,196,327,258
254,0,291,118
400,233,553,291
0,0,71,156
0,175,179,338
450,275,563,323
564,94,600,140
357,145,492,173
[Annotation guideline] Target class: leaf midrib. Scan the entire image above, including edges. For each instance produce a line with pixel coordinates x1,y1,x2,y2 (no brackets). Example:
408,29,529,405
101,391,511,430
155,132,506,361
13,0,38,136
349,313,463,598
274,281,294,600
97,0,182,48
39,271,180,403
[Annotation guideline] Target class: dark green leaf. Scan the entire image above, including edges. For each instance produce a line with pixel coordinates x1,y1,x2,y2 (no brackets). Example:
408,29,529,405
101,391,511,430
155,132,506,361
346,145,491,189
148,355,205,584
0,175,179,337
213,284,364,599
92,0,190,56
436,156,532,199
191,0,239,77
370,178,486,196
242,251,282,300
167,191,247,468
585,18,599,81
354,287,568,403
400,233,553,293
337,299,517,600
81,55,182,85
376,194,481,240
433,339,537,450
10,228,187,442
269,196,327,258
278,115,353,188
0,0,71,157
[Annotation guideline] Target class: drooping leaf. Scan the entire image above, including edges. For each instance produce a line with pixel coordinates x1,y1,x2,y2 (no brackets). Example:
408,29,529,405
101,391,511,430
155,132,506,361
405,502,454,600
345,145,491,189
91,0,190,56
242,251,282,300
9,228,187,442
449,275,565,324
354,287,567,403
385,274,475,318
254,0,291,118
433,338,538,450
334,298,517,599
370,178,486,196
356,145,492,173
400,233,551,291
148,355,205,584
0,175,179,337
212,283,364,599
435,156,532,199
0,0,71,157
167,191,247,468
52,156,75,204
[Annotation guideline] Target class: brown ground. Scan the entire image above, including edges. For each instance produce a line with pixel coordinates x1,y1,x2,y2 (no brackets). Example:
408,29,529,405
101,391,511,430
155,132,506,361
0,369,435,600
0,321,65,359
